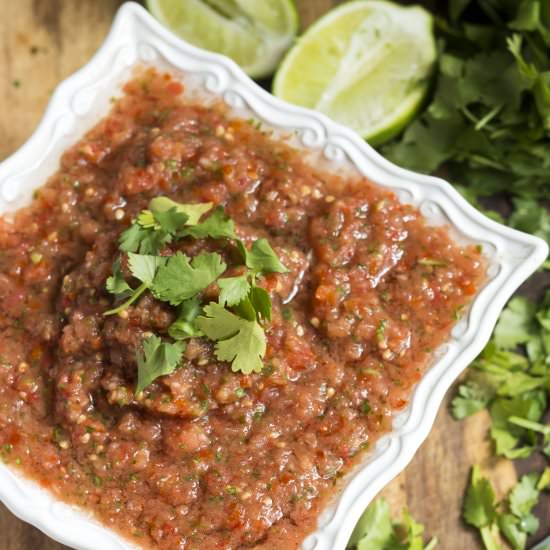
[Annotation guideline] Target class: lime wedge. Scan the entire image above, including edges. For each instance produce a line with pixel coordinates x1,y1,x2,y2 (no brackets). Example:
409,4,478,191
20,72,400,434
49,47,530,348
147,0,299,79
273,1,436,145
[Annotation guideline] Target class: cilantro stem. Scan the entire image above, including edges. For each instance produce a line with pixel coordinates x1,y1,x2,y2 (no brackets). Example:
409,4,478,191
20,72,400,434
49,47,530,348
508,416,550,435
475,105,502,132
468,154,507,171
461,106,481,126
480,525,501,550
104,282,148,316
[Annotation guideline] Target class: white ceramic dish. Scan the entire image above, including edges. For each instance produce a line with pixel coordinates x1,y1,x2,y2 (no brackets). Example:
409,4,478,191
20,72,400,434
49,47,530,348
0,3,547,550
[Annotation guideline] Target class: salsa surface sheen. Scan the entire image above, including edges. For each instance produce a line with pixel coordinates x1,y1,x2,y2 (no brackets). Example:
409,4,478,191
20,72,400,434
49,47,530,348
0,69,483,549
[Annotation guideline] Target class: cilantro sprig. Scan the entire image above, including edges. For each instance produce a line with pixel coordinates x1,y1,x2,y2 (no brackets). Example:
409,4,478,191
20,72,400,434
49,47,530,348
105,196,287,391
347,498,438,550
382,0,550,263
451,291,550,548
462,466,547,550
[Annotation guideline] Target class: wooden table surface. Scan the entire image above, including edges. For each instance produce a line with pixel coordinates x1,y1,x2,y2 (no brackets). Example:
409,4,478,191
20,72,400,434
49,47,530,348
0,1,548,549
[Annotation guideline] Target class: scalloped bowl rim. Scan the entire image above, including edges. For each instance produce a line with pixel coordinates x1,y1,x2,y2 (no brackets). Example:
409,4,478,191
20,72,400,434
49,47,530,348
0,3,547,550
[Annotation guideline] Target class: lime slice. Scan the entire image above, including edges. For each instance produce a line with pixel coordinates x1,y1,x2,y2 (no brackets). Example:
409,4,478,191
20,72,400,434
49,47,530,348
147,0,299,79
273,1,436,145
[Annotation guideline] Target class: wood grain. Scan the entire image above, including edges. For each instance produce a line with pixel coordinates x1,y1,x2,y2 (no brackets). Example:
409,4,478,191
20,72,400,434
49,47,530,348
0,1,547,549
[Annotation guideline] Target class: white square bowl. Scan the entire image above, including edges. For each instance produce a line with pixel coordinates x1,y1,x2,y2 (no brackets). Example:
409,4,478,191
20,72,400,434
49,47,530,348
0,3,547,550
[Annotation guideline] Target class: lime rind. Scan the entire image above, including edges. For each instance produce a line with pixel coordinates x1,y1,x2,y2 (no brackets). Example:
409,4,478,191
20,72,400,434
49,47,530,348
273,0,437,144
147,0,299,78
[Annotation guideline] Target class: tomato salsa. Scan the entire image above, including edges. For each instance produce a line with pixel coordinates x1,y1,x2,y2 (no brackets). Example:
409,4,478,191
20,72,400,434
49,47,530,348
0,69,484,549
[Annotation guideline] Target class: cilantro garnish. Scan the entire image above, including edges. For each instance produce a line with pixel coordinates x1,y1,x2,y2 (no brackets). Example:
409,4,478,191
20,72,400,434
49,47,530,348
104,196,287,390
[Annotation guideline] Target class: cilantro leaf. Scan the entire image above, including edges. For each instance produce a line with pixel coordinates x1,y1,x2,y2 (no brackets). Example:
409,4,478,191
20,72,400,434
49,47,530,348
347,498,437,550
463,465,498,528
451,383,490,420
493,297,537,349
121,199,214,255
168,296,203,340
196,302,240,339
119,223,147,253
538,467,550,491
508,473,540,518
151,207,189,233
104,257,150,317
239,238,288,274
218,275,273,323
104,254,167,316
136,335,185,394
119,222,172,255
197,302,266,374
490,391,546,458
105,258,132,299
139,199,214,231
233,294,259,322
108,195,284,392
180,206,236,240
152,252,227,306
136,209,157,229
127,252,166,286
397,509,434,550
348,499,393,549
498,473,542,550
149,197,213,225
218,275,251,307
381,0,550,266
498,514,527,550
518,513,539,536
249,286,272,322
509,198,550,254
216,321,266,374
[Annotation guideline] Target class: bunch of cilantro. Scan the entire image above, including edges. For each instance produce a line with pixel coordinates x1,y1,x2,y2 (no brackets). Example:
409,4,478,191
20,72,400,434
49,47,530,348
384,0,550,258
349,2,550,548
451,292,550,549
463,465,550,550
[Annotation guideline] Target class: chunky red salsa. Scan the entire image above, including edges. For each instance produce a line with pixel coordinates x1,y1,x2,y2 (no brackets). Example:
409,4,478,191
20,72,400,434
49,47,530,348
0,69,484,549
